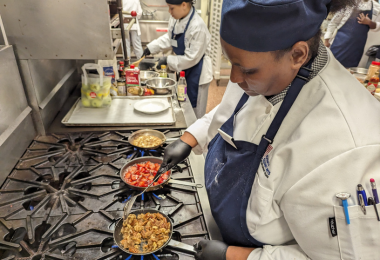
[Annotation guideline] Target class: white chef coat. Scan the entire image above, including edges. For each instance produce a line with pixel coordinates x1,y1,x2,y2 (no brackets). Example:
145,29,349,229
325,0,380,44
147,9,213,86
186,48,380,259
123,0,143,36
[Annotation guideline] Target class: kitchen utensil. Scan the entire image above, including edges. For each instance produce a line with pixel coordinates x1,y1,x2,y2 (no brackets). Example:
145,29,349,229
128,129,166,150
120,156,203,218
114,208,197,256
349,67,368,75
120,157,202,193
140,70,160,84
146,78,176,95
134,99,171,114
131,55,145,67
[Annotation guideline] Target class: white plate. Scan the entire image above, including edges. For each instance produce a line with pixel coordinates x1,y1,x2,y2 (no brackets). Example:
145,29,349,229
134,99,171,114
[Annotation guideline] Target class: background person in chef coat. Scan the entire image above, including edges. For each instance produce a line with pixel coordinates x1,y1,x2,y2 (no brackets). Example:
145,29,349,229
156,0,380,259
123,0,143,59
142,0,213,119
324,0,380,68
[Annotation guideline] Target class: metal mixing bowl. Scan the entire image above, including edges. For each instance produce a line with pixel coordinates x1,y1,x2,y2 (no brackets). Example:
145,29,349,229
140,71,160,84
145,77,176,95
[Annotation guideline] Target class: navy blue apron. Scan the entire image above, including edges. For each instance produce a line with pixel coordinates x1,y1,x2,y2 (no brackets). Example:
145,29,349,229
205,64,312,247
171,7,204,108
331,5,373,68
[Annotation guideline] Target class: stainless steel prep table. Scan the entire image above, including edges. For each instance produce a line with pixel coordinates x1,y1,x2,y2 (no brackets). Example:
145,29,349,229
48,87,197,134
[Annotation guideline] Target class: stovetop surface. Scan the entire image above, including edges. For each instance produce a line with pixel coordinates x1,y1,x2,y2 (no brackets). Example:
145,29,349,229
0,131,209,260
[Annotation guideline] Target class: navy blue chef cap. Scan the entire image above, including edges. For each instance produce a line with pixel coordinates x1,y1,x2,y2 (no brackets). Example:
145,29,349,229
166,0,192,4
220,0,331,52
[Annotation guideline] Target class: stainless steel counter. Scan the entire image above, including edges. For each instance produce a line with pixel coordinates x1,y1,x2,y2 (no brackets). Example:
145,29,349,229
47,86,197,134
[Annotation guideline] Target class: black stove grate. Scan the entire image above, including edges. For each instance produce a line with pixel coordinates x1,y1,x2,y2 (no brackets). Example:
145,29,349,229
0,131,208,260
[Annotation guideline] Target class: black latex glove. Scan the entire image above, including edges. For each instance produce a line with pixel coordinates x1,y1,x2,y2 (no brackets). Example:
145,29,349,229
142,47,151,57
156,139,192,179
157,56,168,69
194,240,228,260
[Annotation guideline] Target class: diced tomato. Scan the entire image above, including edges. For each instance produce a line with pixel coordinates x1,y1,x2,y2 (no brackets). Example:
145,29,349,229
128,181,137,185
139,181,148,187
124,161,170,187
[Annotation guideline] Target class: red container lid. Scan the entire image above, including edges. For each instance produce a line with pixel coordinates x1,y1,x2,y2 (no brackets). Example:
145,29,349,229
120,61,124,65
372,61,380,66
180,71,185,77
130,65,135,69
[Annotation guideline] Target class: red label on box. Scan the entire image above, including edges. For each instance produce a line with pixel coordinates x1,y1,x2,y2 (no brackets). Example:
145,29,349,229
126,68,140,86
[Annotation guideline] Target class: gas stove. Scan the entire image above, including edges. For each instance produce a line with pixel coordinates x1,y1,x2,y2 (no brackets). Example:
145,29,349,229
0,131,215,260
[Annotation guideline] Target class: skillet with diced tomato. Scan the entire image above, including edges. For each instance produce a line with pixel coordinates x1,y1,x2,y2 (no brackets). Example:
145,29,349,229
123,161,170,188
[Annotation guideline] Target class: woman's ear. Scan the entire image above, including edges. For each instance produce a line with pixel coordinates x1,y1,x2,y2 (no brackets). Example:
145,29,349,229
290,41,310,70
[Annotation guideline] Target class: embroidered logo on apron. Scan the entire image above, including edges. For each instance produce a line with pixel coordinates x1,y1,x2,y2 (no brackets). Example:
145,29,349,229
261,144,273,178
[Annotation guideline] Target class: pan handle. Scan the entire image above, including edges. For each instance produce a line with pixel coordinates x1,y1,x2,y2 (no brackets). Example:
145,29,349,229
168,179,203,188
167,239,197,255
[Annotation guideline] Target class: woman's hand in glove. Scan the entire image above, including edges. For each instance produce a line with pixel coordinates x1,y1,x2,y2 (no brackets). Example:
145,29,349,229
194,240,228,260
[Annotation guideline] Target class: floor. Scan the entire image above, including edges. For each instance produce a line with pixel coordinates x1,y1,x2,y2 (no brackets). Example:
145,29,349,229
206,69,230,113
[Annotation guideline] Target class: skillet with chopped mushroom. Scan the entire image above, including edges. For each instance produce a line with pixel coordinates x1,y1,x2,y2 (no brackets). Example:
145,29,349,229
120,212,171,253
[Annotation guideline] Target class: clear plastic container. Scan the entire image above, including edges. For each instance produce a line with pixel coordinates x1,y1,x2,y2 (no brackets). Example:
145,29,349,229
81,64,112,108
366,61,380,81
160,65,168,78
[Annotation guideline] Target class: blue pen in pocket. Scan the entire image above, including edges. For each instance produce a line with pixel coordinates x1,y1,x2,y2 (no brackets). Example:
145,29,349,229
357,184,368,206
370,179,380,204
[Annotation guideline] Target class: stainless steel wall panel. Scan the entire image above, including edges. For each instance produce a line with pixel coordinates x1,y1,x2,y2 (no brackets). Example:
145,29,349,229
0,0,114,60
0,109,35,186
17,60,46,135
39,69,79,130
27,60,76,105
0,45,29,134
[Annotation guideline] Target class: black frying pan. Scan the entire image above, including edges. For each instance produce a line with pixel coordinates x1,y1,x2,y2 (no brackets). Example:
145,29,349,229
113,209,173,256
119,156,203,192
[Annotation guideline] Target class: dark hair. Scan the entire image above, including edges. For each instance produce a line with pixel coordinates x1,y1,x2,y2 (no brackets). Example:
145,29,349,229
273,0,357,60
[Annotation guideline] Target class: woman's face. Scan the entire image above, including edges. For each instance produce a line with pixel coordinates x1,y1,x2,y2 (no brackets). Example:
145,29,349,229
168,3,191,20
221,38,310,97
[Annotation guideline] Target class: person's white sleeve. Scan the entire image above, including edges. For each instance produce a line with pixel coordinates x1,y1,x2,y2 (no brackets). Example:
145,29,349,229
324,10,344,39
167,29,208,73
185,105,219,155
370,21,380,32
147,33,172,54
370,2,380,32
136,1,143,19
247,245,310,260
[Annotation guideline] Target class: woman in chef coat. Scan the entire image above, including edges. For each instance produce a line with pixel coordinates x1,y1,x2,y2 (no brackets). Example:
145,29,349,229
324,0,380,68
142,0,213,118
156,0,380,259
123,0,143,59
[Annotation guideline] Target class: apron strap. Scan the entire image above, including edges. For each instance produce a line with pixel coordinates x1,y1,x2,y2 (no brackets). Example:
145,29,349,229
257,61,313,159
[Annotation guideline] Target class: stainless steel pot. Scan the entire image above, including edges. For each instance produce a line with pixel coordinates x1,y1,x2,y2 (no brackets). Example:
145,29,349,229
140,71,160,84
146,78,176,95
